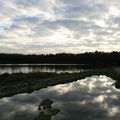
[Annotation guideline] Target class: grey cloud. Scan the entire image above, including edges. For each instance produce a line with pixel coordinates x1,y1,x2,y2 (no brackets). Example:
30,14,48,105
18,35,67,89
0,0,120,54
54,3,107,14
39,19,101,32
108,16,120,25
13,15,40,23
14,0,39,7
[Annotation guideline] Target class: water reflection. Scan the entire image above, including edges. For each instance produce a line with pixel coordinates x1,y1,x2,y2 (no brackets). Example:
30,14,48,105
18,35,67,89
34,99,60,120
0,76,120,120
0,64,84,74
114,67,120,74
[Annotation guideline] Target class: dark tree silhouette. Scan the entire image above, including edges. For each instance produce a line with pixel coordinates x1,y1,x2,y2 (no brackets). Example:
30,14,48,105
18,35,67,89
0,51,120,65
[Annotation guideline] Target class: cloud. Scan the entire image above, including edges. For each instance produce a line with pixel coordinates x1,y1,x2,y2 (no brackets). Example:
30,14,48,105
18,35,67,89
0,0,120,54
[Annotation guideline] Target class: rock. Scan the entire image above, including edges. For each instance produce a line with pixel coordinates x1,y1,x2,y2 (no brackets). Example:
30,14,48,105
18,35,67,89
38,99,54,111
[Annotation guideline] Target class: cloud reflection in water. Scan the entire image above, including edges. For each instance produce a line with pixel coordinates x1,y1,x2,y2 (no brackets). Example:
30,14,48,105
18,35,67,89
0,75,120,120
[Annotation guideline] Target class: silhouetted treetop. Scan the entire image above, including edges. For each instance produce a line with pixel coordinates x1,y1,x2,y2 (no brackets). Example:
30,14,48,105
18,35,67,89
0,51,120,65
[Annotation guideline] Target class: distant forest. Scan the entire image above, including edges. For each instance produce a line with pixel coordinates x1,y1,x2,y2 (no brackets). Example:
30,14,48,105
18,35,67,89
0,51,120,65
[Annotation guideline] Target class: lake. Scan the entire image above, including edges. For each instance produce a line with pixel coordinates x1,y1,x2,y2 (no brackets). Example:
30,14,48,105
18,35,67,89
0,64,85,74
0,65,120,120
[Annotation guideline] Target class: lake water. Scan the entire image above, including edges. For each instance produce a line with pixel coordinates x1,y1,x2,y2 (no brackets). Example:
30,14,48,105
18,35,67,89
0,65,120,120
0,64,84,74
0,75,120,120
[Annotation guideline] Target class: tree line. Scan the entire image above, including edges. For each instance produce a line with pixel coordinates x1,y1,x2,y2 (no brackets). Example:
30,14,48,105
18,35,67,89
0,51,120,65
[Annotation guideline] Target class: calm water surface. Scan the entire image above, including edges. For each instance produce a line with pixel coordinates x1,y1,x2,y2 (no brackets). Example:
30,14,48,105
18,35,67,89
0,64,84,74
0,75,120,120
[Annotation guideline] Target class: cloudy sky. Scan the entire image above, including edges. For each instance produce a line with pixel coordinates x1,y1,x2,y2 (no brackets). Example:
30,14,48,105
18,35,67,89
0,0,120,54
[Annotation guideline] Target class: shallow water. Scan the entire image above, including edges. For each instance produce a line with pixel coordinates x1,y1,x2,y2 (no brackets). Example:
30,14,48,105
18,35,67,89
0,75,120,120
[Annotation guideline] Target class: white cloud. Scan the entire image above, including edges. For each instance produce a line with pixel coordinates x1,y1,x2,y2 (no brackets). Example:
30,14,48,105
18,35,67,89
0,0,120,54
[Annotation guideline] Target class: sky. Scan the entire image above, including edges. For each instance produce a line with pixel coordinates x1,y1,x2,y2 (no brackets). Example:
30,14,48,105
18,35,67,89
0,0,120,54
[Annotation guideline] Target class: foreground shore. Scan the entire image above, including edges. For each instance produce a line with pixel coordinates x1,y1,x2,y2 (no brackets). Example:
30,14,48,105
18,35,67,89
0,67,120,99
